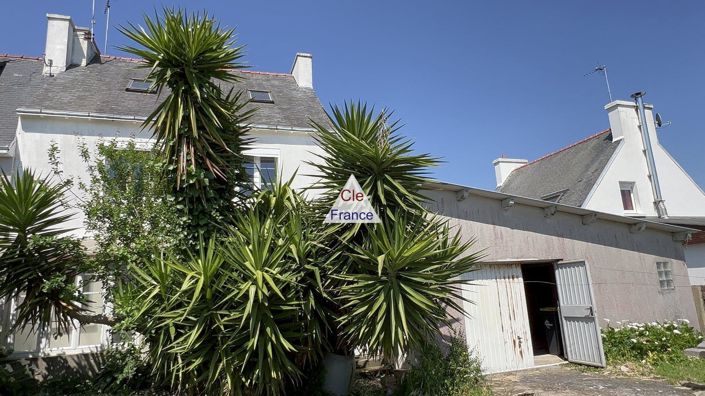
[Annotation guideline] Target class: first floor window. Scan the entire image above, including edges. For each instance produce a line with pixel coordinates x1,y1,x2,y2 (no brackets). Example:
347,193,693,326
619,182,636,211
244,155,277,189
656,262,674,290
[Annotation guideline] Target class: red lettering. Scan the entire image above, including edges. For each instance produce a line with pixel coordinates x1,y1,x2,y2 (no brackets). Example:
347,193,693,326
341,189,352,201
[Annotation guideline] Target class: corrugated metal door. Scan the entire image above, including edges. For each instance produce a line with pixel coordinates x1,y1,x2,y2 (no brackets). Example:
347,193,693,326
554,261,606,367
462,264,533,373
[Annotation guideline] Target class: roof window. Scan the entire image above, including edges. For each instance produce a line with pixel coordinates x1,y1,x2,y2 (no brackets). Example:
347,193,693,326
126,79,156,93
248,90,274,103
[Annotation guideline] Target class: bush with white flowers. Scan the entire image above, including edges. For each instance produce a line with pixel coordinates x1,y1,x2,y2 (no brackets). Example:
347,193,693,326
601,320,703,363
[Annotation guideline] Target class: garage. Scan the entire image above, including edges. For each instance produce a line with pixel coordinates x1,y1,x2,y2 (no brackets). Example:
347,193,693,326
424,182,698,373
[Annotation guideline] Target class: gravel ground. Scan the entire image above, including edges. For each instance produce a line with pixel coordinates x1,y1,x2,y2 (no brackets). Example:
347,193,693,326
489,364,704,396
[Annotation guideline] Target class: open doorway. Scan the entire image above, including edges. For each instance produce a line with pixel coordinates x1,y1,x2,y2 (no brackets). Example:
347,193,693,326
521,263,564,363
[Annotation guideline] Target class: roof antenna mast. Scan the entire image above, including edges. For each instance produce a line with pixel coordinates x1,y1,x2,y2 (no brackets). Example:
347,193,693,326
104,0,111,54
90,0,96,37
585,64,613,102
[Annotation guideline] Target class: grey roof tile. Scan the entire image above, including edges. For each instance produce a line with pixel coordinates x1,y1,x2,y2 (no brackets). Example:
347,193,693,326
0,55,331,146
498,129,620,207
0,57,44,146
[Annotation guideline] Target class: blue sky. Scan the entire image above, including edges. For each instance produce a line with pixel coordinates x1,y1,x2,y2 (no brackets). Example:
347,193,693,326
2,1,704,190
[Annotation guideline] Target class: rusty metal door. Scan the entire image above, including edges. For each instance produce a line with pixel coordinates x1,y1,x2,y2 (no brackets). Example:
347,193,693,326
462,264,533,373
554,261,606,367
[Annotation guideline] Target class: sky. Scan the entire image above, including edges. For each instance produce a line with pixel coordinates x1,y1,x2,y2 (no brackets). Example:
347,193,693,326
1,1,704,190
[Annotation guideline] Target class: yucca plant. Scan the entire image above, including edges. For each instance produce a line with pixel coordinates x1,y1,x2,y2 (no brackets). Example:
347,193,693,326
120,9,253,238
309,102,439,218
337,215,481,364
0,170,89,335
128,180,331,395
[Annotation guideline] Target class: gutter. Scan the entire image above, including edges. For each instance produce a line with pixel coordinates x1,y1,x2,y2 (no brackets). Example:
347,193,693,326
16,108,317,133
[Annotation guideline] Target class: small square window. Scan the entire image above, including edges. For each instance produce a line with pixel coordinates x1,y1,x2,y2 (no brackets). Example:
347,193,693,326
248,90,273,103
656,262,674,290
126,79,156,93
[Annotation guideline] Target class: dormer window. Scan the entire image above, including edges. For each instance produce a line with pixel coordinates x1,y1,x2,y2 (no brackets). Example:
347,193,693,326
541,190,566,203
248,90,273,103
126,79,156,93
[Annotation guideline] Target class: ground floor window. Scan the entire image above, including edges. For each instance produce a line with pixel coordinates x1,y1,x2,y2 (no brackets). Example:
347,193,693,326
4,275,109,355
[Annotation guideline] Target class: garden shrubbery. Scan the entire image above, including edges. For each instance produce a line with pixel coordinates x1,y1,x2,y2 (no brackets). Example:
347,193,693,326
397,335,489,396
601,320,703,363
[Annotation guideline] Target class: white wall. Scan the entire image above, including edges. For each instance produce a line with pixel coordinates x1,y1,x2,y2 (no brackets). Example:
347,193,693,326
585,102,705,217
16,114,325,236
686,244,705,286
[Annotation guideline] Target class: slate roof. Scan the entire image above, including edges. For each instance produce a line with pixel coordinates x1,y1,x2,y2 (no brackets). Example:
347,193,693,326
0,56,44,147
0,55,331,147
498,129,621,207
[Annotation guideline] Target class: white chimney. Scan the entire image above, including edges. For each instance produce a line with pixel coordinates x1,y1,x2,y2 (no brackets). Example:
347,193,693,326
604,99,659,144
290,53,313,89
43,14,99,76
493,158,528,188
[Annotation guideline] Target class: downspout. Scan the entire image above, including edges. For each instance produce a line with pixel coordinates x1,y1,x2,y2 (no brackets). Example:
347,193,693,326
631,91,668,218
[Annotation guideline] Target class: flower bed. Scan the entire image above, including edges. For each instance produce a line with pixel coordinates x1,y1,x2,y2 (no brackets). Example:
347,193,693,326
601,319,703,363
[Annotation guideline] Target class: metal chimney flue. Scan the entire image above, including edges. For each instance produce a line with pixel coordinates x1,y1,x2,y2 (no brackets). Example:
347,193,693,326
631,91,668,218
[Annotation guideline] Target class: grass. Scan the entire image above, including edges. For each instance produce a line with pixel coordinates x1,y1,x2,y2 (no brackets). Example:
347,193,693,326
652,358,705,384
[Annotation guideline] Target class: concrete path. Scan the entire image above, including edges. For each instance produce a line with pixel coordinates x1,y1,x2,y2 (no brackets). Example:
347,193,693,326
489,364,702,396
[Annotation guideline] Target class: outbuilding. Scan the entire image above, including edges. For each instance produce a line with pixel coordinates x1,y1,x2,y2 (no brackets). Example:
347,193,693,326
425,182,698,374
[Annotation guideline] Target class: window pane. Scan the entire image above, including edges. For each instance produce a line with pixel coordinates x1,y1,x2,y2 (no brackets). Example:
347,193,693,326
244,156,256,184
260,157,276,187
79,324,103,346
13,327,40,352
249,90,273,103
620,189,634,210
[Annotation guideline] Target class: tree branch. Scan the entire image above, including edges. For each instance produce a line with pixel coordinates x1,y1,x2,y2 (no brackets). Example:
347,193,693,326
68,311,118,326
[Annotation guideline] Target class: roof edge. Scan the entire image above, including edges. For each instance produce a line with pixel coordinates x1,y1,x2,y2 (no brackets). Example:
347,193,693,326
517,128,612,170
422,179,697,234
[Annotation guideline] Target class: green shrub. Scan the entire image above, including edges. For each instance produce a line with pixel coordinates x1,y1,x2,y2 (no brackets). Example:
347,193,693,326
92,344,153,394
601,320,703,363
397,335,489,396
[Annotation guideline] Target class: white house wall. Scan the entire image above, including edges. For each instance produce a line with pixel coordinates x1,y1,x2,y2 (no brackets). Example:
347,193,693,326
14,114,325,236
584,105,705,217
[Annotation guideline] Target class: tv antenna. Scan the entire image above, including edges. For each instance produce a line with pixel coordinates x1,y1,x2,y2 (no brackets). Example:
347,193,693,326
104,0,111,54
90,0,96,37
585,64,613,102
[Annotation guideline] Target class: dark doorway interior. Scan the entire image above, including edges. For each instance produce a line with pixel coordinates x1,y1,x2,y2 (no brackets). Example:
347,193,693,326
522,263,563,357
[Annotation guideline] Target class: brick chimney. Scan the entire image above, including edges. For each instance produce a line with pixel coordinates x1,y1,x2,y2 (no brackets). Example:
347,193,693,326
43,14,99,76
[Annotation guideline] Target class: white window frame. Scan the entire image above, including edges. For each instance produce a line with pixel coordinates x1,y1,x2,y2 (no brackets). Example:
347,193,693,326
656,261,675,290
45,274,109,353
7,274,110,358
243,148,280,189
619,181,640,214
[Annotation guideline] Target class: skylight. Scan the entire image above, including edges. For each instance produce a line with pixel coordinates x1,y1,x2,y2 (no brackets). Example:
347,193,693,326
248,90,273,103
126,79,156,93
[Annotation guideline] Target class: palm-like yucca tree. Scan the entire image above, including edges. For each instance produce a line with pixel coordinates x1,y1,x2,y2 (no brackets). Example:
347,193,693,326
311,102,482,371
310,102,439,218
0,170,87,335
119,9,250,184
120,9,253,238
128,180,331,395
337,216,481,363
